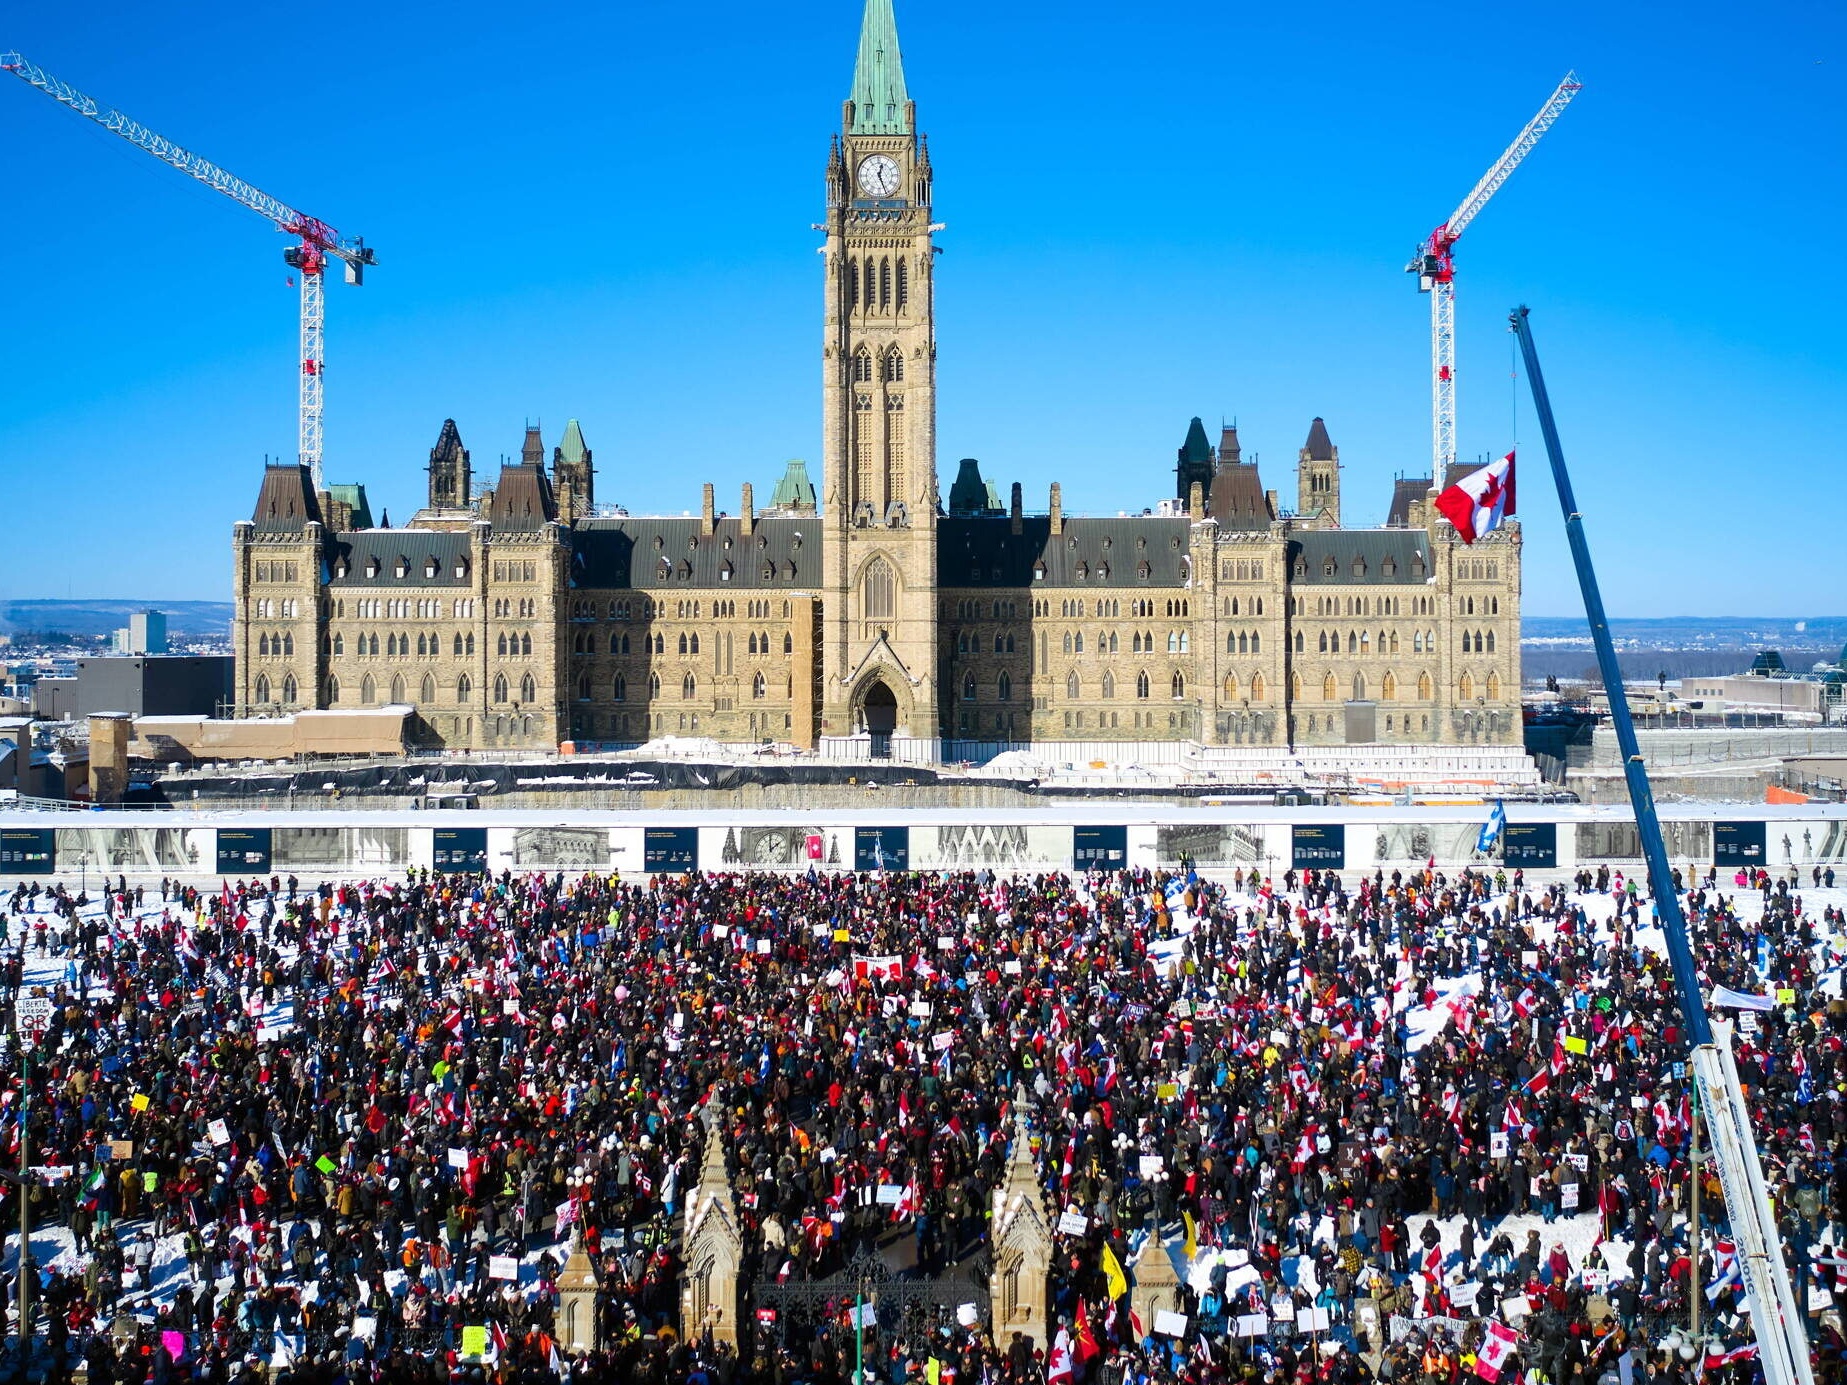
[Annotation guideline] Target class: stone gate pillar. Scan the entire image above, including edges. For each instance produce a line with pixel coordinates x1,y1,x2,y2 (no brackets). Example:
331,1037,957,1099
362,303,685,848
556,1232,600,1354
681,1126,743,1348
1129,1219,1182,1336
990,1105,1053,1351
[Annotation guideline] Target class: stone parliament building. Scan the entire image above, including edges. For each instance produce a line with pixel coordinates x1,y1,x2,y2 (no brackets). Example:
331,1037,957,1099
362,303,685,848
232,0,1521,762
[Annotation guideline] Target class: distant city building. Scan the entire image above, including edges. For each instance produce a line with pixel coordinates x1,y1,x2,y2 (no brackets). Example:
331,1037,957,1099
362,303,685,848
231,0,1522,758
1683,649,1847,722
111,610,168,655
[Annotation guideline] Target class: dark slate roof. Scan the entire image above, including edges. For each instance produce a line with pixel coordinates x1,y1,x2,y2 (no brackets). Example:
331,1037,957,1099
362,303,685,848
948,458,994,516
937,516,1192,588
570,516,815,590
328,531,476,587
1303,417,1335,460
1209,463,1272,531
430,419,466,465
251,465,322,532
1386,477,1433,527
486,462,557,531
1291,530,1431,585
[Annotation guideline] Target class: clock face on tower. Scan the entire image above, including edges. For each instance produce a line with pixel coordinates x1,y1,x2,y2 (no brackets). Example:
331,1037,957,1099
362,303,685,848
857,154,902,199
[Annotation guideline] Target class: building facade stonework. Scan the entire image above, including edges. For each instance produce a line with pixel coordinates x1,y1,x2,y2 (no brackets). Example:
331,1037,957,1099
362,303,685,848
231,0,1520,758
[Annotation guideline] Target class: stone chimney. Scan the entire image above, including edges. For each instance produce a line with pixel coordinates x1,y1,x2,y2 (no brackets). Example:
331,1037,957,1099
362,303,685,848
1049,483,1063,536
701,483,716,536
1188,481,1204,518
740,482,755,537
1010,482,1023,535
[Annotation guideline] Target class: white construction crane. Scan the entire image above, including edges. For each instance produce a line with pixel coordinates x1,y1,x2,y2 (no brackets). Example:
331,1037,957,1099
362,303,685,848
1,51,375,493
1409,72,1579,479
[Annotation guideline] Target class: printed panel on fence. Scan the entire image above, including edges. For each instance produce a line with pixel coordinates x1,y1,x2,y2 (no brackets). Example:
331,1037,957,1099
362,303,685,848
271,827,410,872
644,827,698,872
432,828,489,873
1291,823,1345,871
55,827,214,875
1501,822,1557,870
854,826,909,872
1576,820,1710,863
1155,824,1269,870
909,824,1069,872
0,828,55,875
1073,826,1128,872
215,828,272,875
701,823,831,871
1714,820,1768,868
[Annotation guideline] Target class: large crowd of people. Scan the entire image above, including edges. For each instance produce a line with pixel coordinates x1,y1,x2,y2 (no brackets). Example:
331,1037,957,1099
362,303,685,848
0,853,1843,1385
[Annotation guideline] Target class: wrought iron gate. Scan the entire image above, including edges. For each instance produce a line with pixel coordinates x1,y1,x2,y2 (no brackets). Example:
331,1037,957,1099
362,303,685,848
748,1248,987,1351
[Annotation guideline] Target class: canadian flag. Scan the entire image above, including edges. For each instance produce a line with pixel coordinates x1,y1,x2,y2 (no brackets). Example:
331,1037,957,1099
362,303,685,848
1435,451,1516,544
1476,1321,1521,1383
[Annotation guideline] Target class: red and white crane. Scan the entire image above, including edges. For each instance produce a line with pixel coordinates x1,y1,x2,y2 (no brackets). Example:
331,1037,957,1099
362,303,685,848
1409,71,1579,480
1,51,376,494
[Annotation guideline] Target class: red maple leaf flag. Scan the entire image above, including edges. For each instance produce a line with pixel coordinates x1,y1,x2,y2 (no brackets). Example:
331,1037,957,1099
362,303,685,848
1435,451,1515,544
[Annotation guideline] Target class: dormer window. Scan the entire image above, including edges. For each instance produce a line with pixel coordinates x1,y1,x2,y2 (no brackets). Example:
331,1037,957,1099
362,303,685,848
424,558,439,579
1352,556,1367,578
1075,561,1088,580
455,558,470,580
1033,561,1046,581
365,558,380,579
334,559,349,579
1323,557,1337,577
395,556,410,579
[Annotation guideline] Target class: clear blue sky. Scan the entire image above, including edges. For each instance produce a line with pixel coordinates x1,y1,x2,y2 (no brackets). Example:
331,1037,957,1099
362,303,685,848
1,0,1841,615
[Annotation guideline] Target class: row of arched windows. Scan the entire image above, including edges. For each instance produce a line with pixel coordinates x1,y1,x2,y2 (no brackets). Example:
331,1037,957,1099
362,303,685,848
1053,671,1186,701
255,633,295,657
1462,629,1497,654
496,632,534,657
250,673,298,705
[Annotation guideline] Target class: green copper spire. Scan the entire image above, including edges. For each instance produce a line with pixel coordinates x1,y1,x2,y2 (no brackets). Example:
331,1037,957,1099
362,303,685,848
558,418,589,466
849,0,910,135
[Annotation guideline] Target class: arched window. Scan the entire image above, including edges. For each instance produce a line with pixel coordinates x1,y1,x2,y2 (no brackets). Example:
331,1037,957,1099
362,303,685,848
253,673,271,704
1459,672,1476,700
1417,671,1433,700
997,672,1012,702
879,256,891,308
1382,671,1398,699
520,672,537,703
258,633,271,657
1223,672,1239,700
327,675,341,704
361,673,377,705
682,673,696,700
1252,672,1267,701
863,257,876,307
1171,672,1185,700
747,633,758,656
678,633,688,655
1317,631,1328,653
1294,631,1304,653
1102,671,1116,699
649,673,661,698
1067,671,1081,699
863,558,895,619
415,633,427,657
457,674,472,702
753,671,766,699
612,674,626,702
420,673,435,704
886,349,904,382
577,673,591,701
783,633,792,654
1486,630,1497,653
962,671,977,701
1134,671,1150,699
497,633,508,657
1323,673,1338,701
492,673,509,704
1487,672,1502,700
1074,632,1085,654
390,673,406,704
896,256,908,312
1352,672,1367,700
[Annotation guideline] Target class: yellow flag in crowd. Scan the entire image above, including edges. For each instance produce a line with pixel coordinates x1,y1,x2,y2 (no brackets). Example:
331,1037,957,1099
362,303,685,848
1183,1210,1198,1261
1102,1244,1128,1301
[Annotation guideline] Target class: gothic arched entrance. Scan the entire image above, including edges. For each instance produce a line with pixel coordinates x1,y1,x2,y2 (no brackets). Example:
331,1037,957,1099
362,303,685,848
859,680,898,758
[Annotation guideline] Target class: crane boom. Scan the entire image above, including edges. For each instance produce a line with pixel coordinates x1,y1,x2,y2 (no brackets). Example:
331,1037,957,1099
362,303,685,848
1409,73,1579,481
0,50,376,491
1513,306,1814,1385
